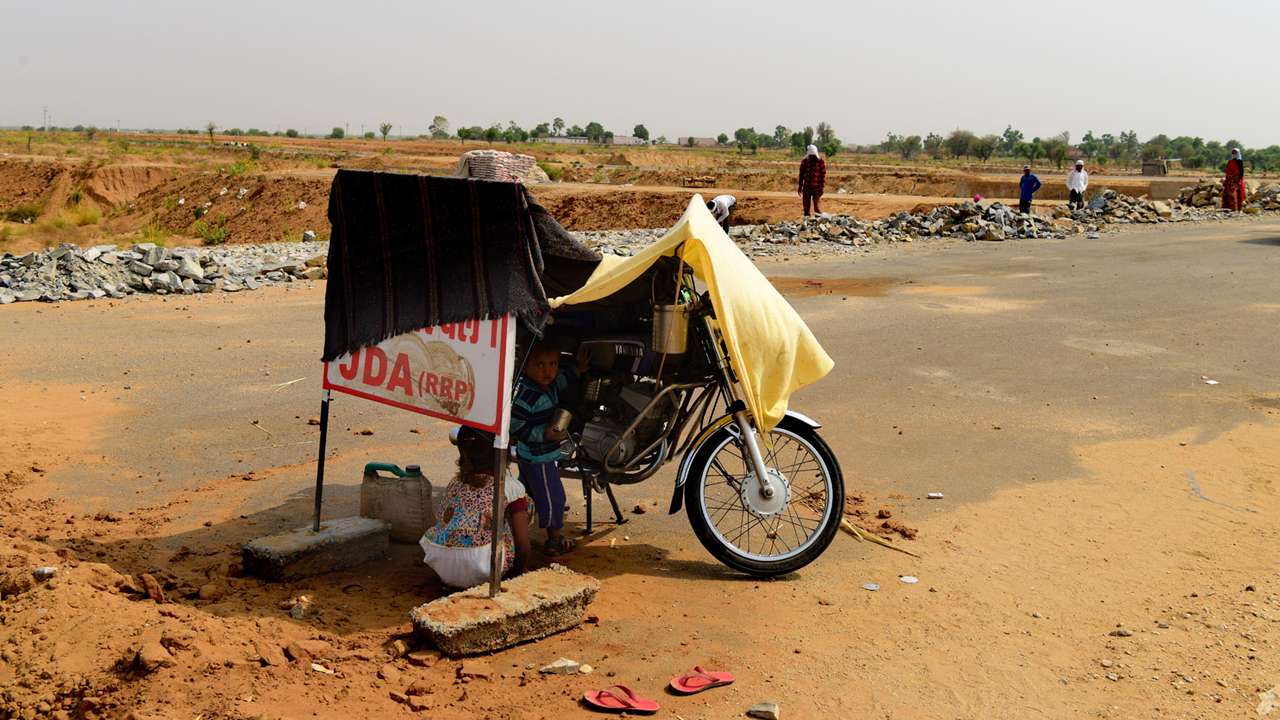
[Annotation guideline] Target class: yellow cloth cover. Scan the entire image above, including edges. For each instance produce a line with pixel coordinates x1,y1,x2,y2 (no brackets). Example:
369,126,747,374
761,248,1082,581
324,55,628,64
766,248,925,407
549,196,834,433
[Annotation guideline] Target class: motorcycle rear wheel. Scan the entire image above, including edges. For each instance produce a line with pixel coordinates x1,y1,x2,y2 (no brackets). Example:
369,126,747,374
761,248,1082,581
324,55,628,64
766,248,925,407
684,415,844,577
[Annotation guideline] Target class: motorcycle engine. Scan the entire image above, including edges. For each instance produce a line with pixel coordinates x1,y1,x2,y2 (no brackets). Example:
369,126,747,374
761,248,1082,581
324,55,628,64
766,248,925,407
578,378,670,467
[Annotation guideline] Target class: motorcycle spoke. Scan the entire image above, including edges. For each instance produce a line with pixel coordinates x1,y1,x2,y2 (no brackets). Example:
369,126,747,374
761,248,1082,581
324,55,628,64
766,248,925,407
699,426,834,561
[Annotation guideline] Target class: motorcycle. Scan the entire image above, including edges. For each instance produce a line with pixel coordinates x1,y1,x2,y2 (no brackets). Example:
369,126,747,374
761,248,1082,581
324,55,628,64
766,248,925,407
535,256,845,578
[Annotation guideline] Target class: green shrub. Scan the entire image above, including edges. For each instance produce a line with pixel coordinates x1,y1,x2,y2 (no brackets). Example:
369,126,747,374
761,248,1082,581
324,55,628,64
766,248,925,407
222,160,253,176
536,161,563,182
70,204,101,226
139,224,169,244
1,204,40,223
193,220,228,245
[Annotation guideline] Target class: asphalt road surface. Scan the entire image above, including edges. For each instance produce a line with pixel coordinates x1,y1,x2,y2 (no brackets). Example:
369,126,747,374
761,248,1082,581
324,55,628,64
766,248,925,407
3,215,1278,718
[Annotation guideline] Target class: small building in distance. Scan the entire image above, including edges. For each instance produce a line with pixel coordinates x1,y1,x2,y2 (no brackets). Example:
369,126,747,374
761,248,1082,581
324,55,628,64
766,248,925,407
608,135,648,146
677,137,720,148
1141,158,1182,176
541,136,590,145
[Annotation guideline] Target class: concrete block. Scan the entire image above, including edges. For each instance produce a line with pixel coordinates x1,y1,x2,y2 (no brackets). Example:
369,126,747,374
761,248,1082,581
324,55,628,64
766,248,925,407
242,516,390,581
411,564,600,657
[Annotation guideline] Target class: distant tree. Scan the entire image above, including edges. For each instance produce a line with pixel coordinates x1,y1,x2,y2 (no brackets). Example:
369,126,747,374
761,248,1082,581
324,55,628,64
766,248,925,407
880,133,901,154
1142,134,1169,160
734,127,755,153
815,122,837,150
206,122,217,143
531,122,551,138
973,135,1000,163
945,129,977,159
73,125,85,132
1001,125,1024,155
924,132,944,159
655,135,667,145
686,137,696,148
85,126,98,141
633,124,649,141
285,128,299,138
603,131,614,144
363,131,376,139
1043,138,1070,168
716,132,729,145
802,126,815,148
456,127,473,141
223,128,244,136
899,135,922,160
329,127,345,139
429,115,449,138
379,122,392,140
773,125,789,147
552,117,564,136
484,124,501,142
1016,140,1044,164
1077,130,1100,158
583,122,606,143
567,124,584,137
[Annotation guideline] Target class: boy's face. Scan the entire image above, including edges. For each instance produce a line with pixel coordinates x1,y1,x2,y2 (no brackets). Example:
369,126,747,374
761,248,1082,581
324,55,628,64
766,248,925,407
526,349,559,388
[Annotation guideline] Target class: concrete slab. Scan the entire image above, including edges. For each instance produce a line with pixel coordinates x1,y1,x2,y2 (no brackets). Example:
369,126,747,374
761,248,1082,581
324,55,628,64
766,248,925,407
411,564,600,657
242,516,390,581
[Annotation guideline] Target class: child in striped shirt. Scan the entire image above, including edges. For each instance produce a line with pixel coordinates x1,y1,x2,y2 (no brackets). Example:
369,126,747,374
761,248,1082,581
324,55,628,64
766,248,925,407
510,344,587,556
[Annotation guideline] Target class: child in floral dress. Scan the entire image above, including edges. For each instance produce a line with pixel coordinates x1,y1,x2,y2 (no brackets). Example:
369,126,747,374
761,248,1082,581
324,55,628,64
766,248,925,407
419,426,532,589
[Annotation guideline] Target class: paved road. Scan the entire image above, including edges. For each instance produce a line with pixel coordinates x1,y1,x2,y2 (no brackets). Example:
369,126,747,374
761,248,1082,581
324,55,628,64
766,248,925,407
5,214,1279,718
8,215,1278,520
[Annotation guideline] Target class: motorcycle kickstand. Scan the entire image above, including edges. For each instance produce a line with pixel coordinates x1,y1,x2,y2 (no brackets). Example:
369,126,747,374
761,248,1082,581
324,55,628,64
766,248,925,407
582,475,594,535
602,481,627,526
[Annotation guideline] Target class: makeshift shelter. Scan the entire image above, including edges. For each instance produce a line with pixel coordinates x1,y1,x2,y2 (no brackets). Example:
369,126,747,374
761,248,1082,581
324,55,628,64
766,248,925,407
550,196,833,434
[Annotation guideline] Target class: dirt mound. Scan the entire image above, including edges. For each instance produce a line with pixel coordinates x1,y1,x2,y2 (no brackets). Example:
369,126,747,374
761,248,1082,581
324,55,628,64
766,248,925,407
84,165,175,207
134,172,333,244
534,190,692,231
0,159,64,213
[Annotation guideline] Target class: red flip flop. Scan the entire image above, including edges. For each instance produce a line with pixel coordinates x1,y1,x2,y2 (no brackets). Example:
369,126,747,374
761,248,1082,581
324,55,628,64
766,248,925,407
583,685,660,714
669,665,736,694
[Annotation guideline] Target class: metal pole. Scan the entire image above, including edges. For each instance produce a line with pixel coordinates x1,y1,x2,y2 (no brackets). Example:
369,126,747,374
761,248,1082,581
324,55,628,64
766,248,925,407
488,443,509,597
313,389,332,532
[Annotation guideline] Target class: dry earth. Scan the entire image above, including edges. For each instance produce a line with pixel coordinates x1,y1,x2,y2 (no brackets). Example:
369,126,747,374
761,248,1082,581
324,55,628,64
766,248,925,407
2,216,1279,719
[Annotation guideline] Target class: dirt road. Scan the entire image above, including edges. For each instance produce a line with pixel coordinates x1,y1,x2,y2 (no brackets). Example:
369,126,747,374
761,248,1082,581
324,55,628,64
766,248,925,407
2,218,1279,719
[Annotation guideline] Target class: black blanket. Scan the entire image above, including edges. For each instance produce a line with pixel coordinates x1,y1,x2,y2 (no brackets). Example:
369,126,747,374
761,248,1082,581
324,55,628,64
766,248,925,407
322,170,599,361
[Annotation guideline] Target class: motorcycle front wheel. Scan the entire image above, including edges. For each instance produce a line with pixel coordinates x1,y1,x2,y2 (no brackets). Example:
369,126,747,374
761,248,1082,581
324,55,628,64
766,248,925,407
684,415,844,577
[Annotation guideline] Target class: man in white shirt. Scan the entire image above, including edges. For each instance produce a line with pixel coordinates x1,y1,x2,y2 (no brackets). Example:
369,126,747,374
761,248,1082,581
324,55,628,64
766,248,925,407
707,194,736,234
1067,160,1089,211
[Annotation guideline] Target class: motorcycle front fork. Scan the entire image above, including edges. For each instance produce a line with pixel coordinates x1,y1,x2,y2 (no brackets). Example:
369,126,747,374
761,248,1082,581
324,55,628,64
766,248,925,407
702,316,774,496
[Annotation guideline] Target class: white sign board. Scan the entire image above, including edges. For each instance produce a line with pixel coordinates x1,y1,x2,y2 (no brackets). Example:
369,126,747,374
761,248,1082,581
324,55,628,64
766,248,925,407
323,316,516,437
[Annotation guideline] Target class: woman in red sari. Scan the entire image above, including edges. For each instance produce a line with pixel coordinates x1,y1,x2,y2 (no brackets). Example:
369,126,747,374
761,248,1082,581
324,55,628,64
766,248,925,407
1222,148,1245,211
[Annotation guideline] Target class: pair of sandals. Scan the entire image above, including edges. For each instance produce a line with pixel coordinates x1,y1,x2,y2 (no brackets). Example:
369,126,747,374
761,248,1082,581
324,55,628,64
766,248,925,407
583,666,735,714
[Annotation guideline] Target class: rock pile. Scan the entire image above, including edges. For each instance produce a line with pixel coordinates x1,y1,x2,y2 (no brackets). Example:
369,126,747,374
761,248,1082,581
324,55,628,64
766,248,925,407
1246,182,1280,211
1053,188,1215,224
756,200,1075,245
1178,179,1223,208
0,241,328,304
1178,179,1280,212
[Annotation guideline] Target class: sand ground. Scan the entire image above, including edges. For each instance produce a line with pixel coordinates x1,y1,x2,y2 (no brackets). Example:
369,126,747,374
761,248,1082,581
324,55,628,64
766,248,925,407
2,218,1279,719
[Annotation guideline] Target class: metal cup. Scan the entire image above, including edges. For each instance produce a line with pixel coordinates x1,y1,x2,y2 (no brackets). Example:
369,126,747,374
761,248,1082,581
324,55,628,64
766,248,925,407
549,408,573,434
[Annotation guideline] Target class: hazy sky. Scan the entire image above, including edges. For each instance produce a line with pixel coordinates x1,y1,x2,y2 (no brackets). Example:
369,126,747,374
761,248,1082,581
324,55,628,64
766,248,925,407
3,1,1275,146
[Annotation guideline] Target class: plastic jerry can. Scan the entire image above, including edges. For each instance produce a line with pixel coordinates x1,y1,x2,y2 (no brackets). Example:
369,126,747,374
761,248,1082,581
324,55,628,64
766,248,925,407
359,462,436,543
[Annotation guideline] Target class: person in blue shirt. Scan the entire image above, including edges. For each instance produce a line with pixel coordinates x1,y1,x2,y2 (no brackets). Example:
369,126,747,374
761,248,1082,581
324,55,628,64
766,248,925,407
510,344,588,556
1019,165,1042,215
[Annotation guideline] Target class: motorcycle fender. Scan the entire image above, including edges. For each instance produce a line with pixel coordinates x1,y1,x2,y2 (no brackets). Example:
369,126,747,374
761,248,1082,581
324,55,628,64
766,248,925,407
667,410,822,514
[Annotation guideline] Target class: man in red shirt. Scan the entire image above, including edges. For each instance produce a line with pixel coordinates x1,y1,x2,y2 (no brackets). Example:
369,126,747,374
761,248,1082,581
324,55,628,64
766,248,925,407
798,144,826,216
